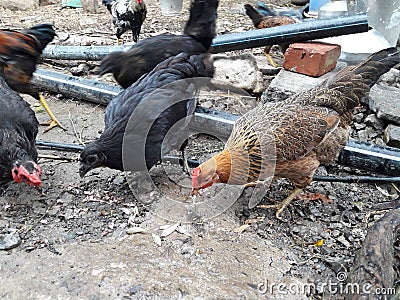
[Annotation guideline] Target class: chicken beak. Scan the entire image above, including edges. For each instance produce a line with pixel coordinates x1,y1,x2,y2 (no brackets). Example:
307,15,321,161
79,164,91,178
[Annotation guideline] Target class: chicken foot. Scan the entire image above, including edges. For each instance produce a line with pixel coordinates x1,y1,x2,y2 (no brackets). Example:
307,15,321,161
39,94,66,132
259,187,303,220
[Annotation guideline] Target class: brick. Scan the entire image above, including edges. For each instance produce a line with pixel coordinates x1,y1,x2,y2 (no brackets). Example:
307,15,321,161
283,42,341,77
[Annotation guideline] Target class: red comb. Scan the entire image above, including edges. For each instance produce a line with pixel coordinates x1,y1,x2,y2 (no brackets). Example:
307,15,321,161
191,167,201,177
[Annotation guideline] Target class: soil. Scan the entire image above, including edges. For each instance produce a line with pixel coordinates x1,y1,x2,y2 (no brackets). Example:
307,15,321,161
0,0,399,299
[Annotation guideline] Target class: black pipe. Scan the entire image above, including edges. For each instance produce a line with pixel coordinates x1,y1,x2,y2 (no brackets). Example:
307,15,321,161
32,69,121,105
32,69,400,177
340,140,400,177
35,141,400,183
41,15,368,61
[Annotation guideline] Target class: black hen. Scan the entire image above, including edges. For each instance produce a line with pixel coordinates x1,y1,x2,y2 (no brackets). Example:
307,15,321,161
80,53,213,177
103,0,147,43
99,0,218,88
0,59,41,187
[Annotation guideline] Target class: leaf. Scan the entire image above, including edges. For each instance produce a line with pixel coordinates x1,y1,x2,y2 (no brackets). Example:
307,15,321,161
151,233,162,246
126,227,147,234
314,239,324,247
233,224,250,233
160,222,180,237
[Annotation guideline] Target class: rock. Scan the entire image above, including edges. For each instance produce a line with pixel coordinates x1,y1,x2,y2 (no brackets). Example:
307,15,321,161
357,127,375,142
364,114,384,130
353,113,364,123
0,233,21,250
369,85,400,124
262,62,347,103
353,122,366,130
70,63,90,76
211,54,265,94
379,68,400,85
384,124,400,148
202,101,213,109
39,0,57,5
262,69,323,102
0,0,38,10
254,56,280,75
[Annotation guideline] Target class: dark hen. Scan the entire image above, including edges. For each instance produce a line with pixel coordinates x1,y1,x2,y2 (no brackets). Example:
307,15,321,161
0,24,63,132
0,58,41,188
99,0,218,88
244,4,296,66
80,53,213,177
103,0,147,44
192,48,400,218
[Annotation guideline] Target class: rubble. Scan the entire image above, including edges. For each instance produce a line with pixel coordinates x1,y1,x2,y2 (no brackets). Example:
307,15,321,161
211,54,265,94
384,124,400,148
368,85,400,124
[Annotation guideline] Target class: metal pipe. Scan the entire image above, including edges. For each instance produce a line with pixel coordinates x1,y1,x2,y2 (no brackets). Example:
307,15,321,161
32,69,400,177
340,140,400,177
35,140,400,183
41,15,368,61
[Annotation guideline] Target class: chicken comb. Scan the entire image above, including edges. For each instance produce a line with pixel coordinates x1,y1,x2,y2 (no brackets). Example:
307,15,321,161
191,167,201,178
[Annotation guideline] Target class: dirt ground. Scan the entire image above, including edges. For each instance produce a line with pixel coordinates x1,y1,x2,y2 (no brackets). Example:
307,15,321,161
0,0,399,299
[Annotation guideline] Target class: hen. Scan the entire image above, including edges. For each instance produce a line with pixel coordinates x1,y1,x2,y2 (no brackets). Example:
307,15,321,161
102,0,147,44
244,4,296,67
0,24,63,132
80,53,213,177
192,48,400,218
0,58,42,188
100,0,218,88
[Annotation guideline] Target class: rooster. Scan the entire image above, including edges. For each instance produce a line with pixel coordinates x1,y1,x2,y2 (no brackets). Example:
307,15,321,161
0,58,42,188
192,48,400,219
103,0,147,44
99,0,218,88
244,4,296,67
80,53,213,177
0,24,64,132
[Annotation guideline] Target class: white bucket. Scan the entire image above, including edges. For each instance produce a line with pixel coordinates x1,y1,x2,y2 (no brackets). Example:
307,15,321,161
159,0,183,16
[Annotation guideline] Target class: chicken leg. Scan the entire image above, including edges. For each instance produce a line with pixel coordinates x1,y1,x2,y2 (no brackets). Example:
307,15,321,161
38,94,66,132
259,187,303,219
264,46,278,68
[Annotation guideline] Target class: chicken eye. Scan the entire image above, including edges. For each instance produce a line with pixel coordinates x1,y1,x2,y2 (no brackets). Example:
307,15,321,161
87,155,98,164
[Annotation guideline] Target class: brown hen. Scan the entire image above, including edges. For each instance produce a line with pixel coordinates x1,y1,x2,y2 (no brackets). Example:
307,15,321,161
192,48,400,218
244,4,296,66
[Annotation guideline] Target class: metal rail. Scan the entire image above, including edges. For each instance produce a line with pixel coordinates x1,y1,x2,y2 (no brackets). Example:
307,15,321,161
41,15,369,60
32,68,400,177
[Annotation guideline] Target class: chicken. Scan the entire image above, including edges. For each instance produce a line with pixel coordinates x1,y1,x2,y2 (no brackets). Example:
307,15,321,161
102,0,147,44
99,0,218,88
192,48,400,219
244,4,296,67
80,53,213,177
0,24,63,132
0,58,42,188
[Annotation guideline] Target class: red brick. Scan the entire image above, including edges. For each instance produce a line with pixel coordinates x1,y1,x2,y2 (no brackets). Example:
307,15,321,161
283,42,341,77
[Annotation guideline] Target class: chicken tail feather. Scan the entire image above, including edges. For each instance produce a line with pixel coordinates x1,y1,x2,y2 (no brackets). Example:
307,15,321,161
24,24,57,52
183,0,219,50
244,4,265,28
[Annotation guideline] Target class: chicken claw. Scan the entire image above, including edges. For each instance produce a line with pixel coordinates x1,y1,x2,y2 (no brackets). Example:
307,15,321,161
259,187,303,219
264,53,278,68
38,94,66,132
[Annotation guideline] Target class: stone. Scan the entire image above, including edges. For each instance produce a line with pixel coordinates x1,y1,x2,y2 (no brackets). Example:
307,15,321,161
364,114,385,130
380,68,400,85
262,61,347,103
369,85,400,124
283,42,341,77
210,54,265,94
384,124,400,148
0,0,38,10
